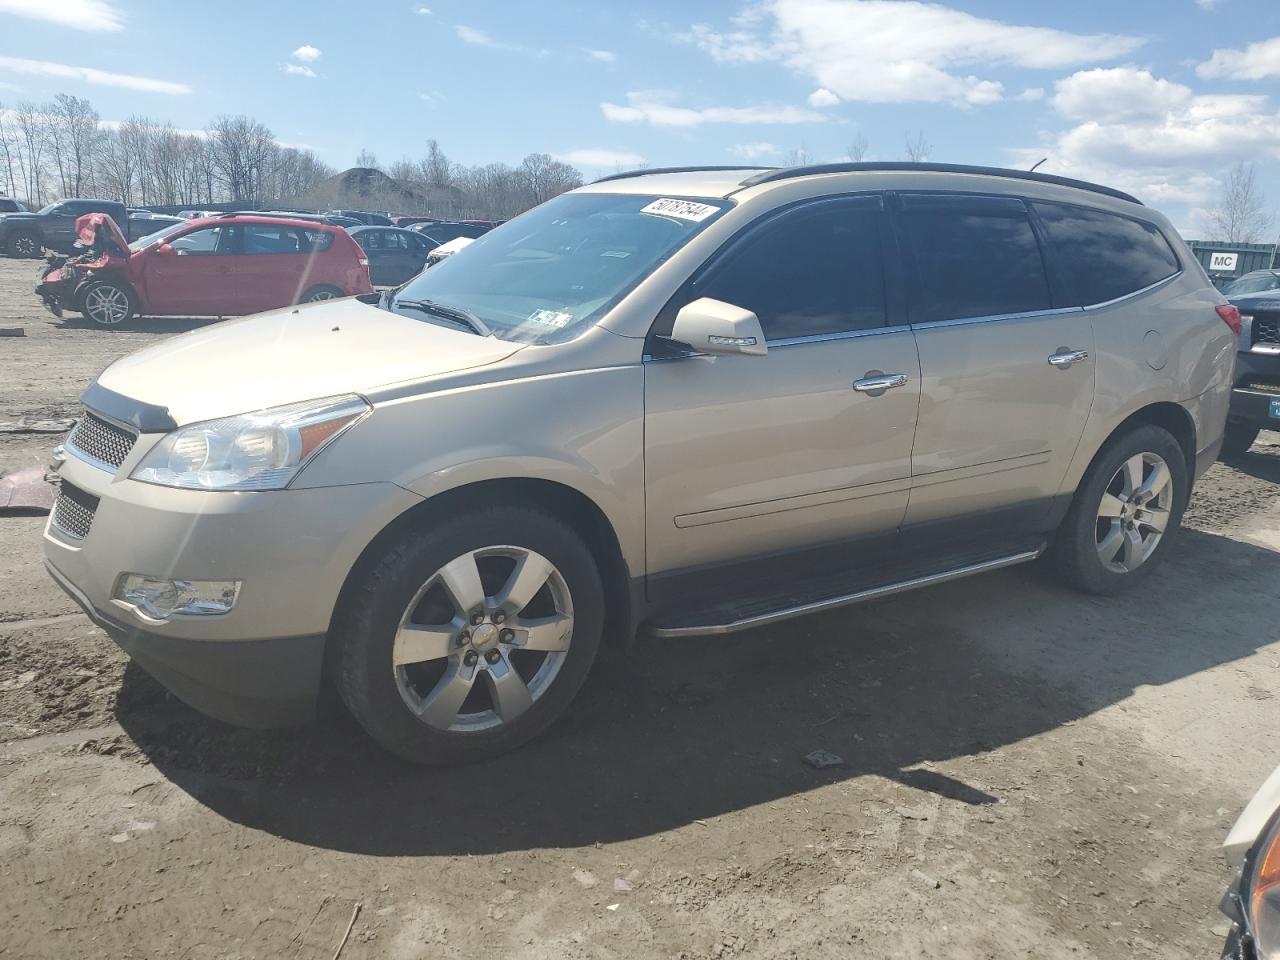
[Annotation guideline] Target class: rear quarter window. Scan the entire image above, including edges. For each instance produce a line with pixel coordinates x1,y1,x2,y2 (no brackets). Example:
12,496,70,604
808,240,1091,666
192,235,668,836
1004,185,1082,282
299,229,335,252
1030,202,1179,306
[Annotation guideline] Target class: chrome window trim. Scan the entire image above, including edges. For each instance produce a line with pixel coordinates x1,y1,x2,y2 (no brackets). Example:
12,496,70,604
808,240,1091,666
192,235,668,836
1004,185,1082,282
767,323,912,347
1080,269,1182,311
911,306,1083,331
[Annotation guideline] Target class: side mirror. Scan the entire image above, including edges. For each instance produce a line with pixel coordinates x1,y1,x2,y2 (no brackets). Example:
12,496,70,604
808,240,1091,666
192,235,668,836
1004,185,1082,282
156,243,174,256
670,297,767,357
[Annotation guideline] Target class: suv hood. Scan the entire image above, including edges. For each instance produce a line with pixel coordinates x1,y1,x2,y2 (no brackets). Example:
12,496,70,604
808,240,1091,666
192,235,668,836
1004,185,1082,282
96,298,523,426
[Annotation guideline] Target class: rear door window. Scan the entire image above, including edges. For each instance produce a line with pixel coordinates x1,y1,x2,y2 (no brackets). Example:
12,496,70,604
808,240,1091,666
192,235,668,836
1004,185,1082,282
692,197,888,340
242,224,302,254
1030,202,1179,306
899,195,1051,324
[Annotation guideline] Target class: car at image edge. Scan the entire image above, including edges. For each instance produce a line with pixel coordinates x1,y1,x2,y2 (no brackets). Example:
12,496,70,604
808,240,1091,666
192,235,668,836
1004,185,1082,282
1219,763,1280,960
1223,287,1280,456
42,162,1237,764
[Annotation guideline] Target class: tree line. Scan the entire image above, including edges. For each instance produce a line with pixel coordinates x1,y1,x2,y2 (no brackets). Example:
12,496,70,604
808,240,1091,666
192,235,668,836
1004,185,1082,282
0,92,586,220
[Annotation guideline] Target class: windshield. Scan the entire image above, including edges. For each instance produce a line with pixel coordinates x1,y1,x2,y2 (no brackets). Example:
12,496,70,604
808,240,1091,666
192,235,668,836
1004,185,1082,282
128,221,187,252
390,192,731,343
37,202,60,215
1224,274,1280,295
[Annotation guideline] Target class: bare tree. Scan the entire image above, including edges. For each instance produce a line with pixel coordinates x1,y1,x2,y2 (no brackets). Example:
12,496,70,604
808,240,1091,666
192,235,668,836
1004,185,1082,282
784,144,812,167
1205,162,1275,244
45,94,100,197
0,104,20,199
354,149,380,171
422,138,451,187
846,132,869,162
903,130,931,162
13,102,48,204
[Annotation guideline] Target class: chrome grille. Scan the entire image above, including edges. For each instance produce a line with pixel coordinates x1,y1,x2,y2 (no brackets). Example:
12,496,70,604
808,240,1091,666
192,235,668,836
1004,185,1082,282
51,483,98,541
68,412,136,471
1253,313,1280,347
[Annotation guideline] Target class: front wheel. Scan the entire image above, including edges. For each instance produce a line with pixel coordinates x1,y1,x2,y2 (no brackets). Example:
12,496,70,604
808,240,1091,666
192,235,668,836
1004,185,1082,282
334,505,604,764
79,281,136,326
1051,424,1187,595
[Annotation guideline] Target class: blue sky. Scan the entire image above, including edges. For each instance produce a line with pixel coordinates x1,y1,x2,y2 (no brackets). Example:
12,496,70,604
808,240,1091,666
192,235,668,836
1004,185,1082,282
1,0,1279,234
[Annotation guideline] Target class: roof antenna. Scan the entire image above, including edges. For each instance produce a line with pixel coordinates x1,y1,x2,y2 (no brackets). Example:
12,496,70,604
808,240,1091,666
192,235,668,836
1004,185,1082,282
1029,157,1047,173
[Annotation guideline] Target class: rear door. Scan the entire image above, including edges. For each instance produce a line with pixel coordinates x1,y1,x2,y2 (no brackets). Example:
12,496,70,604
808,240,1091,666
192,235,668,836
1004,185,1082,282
142,223,239,315
892,193,1095,540
237,223,309,310
643,194,921,593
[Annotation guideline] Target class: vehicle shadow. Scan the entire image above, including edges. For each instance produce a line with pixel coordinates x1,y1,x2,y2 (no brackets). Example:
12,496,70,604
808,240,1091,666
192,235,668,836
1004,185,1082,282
114,526,1279,856
1223,442,1280,484
52,315,224,334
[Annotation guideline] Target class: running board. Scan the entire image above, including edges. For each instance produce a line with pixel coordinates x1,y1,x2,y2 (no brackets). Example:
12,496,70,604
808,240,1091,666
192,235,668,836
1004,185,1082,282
646,546,1046,640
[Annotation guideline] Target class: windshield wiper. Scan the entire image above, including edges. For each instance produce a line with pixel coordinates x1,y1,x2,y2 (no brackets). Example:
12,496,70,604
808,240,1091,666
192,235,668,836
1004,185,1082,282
392,297,492,337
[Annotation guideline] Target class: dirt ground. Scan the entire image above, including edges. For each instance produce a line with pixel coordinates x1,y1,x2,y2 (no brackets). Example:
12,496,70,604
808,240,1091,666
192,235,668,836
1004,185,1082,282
1,255,1278,960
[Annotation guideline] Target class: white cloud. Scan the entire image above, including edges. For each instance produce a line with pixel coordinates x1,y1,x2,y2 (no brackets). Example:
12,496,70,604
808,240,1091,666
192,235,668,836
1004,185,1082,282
554,148,645,167
1016,87,1045,101
807,87,839,107
1195,0,1220,9
291,44,322,63
601,90,828,127
728,141,781,159
685,0,1143,106
1052,67,1192,123
0,55,190,94
0,0,122,31
418,91,445,107
1197,36,1280,80
588,49,617,62
456,25,495,46
283,63,318,78
413,4,432,13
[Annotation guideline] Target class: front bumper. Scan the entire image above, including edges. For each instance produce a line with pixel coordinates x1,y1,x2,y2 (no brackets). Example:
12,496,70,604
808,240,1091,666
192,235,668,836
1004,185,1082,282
42,443,422,727
1230,350,1280,429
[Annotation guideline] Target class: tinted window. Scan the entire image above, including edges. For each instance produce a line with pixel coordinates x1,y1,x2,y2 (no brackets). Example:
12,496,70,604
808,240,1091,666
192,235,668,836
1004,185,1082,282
902,196,1050,323
1224,274,1280,296
171,226,229,255
299,229,333,252
696,201,887,339
354,230,383,251
1031,202,1179,305
242,225,302,254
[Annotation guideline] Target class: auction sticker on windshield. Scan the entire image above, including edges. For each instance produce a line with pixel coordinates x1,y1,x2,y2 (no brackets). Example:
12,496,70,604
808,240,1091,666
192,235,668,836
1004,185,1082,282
528,308,574,328
639,198,720,222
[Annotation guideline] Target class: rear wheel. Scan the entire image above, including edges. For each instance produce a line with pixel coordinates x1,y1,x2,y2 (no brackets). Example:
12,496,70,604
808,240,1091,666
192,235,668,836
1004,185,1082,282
1051,424,1187,595
6,231,40,258
1221,421,1260,459
334,505,604,764
300,285,344,303
79,281,135,327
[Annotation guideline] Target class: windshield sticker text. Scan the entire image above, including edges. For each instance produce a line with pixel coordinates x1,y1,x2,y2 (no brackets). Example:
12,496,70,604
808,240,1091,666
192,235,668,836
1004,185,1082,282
528,308,574,328
639,198,720,223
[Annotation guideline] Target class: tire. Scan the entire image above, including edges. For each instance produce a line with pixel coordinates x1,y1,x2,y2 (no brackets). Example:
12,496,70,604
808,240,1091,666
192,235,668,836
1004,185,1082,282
78,280,136,327
5,231,41,259
333,504,605,764
1051,424,1188,596
300,285,344,303
1220,421,1260,459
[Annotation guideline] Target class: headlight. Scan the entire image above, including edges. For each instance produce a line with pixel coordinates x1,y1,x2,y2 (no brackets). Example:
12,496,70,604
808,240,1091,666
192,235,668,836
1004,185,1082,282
1244,812,1280,959
130,395,370,491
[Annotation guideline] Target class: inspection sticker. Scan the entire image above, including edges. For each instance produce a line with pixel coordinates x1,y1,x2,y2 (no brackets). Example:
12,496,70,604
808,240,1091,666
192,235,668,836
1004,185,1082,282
639,198,720,222
528,308,574,328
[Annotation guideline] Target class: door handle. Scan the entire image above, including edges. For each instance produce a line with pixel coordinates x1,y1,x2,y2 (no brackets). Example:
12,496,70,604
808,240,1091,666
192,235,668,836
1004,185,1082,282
852,371,908,396
1047,348,1089,369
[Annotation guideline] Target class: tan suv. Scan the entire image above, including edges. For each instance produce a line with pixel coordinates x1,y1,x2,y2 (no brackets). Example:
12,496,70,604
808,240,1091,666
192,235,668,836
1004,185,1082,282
43,163,1237,764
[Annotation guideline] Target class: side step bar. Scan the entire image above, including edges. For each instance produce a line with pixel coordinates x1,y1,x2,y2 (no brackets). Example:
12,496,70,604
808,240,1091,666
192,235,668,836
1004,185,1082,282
646,546,1046,640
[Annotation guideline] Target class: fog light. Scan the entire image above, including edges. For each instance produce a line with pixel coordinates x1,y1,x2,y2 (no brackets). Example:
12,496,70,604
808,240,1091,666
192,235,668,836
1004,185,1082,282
116,575,241,619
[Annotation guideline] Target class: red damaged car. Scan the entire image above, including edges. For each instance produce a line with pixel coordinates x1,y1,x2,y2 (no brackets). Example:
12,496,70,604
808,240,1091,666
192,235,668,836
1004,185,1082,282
36,213,373,326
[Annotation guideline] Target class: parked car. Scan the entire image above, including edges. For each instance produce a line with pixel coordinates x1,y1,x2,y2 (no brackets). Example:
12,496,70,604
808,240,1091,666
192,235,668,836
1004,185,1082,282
407,220,492,245
35,212,372,325
391,215,439,228
0,198,127,258
126,212,184,241
326,209,393,226
1222,288,1280,456
1218,763,1280,960
348,225,438,286
424,235,473,267
0,196,28,213
178,210,222,220
43,163,1234,764
1224,270,1280,297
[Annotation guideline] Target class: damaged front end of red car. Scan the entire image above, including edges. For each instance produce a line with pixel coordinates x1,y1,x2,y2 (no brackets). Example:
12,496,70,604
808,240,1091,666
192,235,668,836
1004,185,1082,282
35,212,130,318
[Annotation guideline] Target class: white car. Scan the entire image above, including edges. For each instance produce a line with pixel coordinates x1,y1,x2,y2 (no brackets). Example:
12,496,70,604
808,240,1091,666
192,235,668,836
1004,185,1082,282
1220,764,1280,958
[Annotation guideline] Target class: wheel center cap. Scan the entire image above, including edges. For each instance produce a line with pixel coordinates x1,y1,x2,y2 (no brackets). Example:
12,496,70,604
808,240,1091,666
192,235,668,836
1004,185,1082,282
471,622,498,651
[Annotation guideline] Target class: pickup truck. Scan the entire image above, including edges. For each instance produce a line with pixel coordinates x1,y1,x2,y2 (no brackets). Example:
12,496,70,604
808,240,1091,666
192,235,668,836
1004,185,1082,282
0,198,128,258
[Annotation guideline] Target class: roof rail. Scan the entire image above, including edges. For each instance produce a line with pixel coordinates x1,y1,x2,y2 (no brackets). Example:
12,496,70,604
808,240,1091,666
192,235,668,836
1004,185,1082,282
592,165,776,185
737,162,1142,205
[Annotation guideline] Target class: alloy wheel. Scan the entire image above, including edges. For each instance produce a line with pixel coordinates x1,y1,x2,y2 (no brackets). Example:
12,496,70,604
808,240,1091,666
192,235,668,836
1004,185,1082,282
392,546,574,733
11,235,38,257
84,286,129,325
1095,452,1174,574
307,289,336,301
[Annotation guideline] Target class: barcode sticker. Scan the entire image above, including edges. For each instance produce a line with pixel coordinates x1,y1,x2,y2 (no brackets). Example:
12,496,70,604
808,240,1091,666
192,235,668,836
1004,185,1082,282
639,198,720,222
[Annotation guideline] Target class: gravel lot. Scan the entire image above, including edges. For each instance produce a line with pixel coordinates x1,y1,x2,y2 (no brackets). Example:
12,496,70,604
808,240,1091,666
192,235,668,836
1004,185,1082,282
1,255,1278,960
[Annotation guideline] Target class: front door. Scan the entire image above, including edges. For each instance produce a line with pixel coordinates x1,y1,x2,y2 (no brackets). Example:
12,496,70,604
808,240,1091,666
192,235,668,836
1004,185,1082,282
892,193,1095,539
142,223,238,316
643,195,920,597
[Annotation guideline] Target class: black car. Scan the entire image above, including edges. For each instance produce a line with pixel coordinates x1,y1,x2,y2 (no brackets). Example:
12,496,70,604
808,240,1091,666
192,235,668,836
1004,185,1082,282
126,213,184,242
0,198,127,257
407,221,492,245
1224,270,1280,298
347,225,438,286
326,209,393,226
1223,289,1280,456
0,196,27,214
